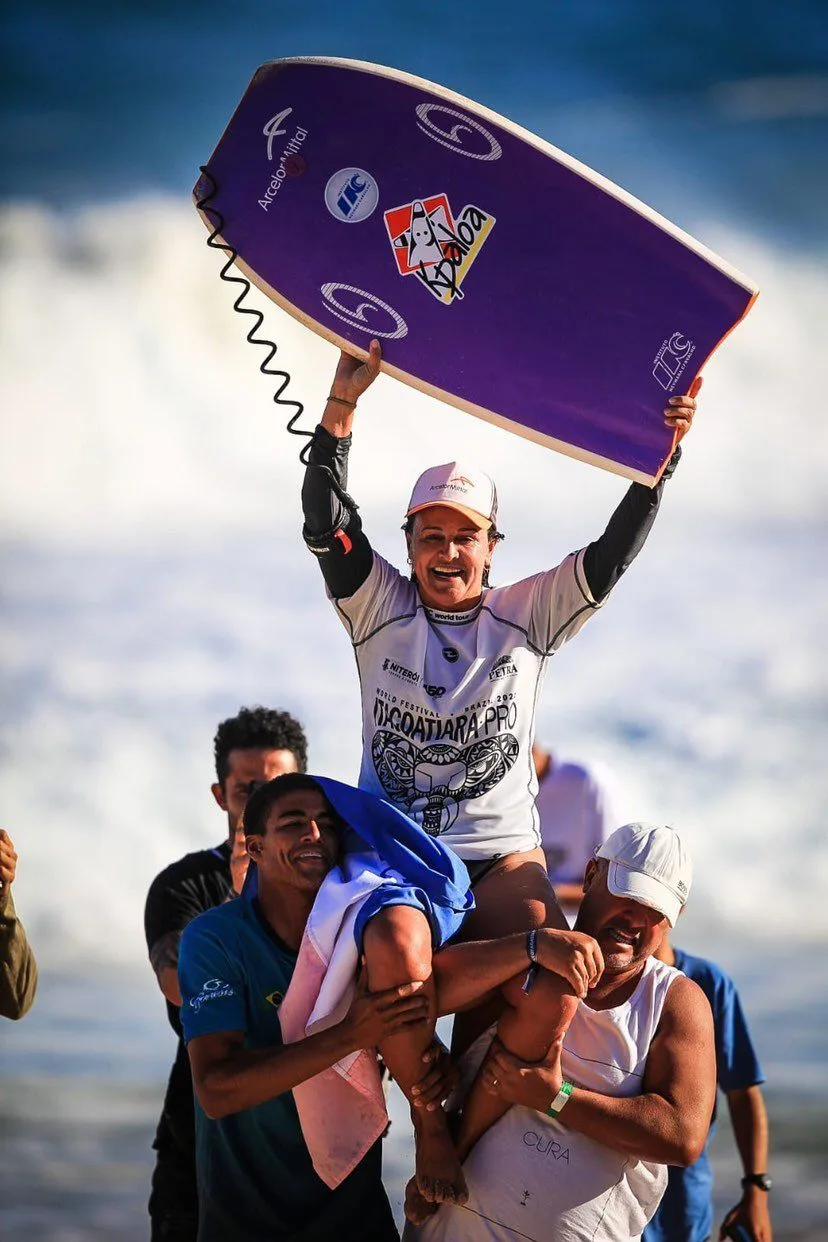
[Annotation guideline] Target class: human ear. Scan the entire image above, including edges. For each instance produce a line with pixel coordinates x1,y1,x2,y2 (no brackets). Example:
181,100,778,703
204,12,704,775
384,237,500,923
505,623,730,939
246,836,263,859
211,782,228,812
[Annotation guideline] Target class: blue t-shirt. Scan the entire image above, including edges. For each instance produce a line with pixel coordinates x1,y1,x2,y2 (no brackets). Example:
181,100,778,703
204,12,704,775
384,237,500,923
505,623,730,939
178,898,397,1242
644,948,765,1242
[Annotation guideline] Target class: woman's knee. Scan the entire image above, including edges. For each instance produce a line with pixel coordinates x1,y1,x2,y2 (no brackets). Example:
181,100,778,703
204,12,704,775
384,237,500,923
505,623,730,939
362,905,434,985
499,967,579,1046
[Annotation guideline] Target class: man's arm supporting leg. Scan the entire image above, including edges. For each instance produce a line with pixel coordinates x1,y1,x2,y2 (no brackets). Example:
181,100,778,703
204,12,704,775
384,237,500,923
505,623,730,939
486,973,716,1166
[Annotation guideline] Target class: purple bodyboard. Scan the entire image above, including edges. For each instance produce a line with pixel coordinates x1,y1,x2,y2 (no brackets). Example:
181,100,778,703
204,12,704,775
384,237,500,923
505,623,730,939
194,57,758,484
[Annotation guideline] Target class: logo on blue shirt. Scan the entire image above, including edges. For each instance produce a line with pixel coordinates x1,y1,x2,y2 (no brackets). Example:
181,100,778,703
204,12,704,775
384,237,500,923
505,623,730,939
190,977,235,1013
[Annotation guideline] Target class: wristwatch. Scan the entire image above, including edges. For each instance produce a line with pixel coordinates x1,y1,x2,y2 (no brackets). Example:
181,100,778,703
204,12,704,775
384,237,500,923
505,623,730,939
741,1173,772,1192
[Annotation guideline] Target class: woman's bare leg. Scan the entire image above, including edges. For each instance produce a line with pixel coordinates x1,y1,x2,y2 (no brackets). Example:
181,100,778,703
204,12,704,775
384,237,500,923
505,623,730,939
454,967,578,1161
362,905,467,1207
448,848,576,1159
451,848,568,1057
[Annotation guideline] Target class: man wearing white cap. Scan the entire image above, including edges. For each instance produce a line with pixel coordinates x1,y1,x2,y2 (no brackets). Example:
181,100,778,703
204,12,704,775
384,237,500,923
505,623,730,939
300,341,699,1207
405,823,716,1240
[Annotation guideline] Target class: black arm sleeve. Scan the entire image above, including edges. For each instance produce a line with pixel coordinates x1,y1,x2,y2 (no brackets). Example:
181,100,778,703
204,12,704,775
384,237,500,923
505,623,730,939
301,424,374,599
582,445,681,602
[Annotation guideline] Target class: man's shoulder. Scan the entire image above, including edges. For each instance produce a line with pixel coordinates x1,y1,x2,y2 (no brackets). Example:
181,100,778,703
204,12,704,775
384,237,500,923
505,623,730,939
658,969,715,1034
183,894,246,938
178,897,252,967
147,844,229,897
673,948,735,1001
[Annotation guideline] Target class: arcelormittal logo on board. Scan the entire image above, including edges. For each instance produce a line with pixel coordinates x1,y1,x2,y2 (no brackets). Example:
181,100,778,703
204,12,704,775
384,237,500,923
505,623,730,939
258,107,309,212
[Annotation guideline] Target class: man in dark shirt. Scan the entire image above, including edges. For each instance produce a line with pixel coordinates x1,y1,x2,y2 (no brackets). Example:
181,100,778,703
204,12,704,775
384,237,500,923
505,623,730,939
144,705,309,1242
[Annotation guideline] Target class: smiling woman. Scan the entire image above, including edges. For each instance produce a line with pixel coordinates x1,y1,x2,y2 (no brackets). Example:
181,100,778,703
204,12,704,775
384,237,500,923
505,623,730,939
407,506,496,612
297,339,699,1204
300,340,697,871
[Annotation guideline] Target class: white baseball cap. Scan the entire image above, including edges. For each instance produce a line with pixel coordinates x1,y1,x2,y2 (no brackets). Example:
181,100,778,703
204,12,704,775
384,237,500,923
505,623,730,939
405,462,498,530
596,823,691,927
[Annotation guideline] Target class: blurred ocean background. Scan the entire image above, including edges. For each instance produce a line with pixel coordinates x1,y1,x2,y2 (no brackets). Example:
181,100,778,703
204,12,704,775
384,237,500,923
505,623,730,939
1,1,826,1237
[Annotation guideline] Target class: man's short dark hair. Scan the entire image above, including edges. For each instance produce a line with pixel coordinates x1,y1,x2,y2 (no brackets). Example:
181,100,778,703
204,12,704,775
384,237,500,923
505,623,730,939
243,773,334,838
213,706,308,786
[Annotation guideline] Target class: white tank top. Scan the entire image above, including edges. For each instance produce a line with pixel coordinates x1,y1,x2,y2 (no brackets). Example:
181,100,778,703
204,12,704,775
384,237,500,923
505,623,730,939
406,957,681,1242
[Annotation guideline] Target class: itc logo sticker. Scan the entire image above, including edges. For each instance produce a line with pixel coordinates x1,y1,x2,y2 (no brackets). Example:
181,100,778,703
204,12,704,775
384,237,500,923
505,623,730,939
325,168,379,223
384,193,495,305
652,333,696,391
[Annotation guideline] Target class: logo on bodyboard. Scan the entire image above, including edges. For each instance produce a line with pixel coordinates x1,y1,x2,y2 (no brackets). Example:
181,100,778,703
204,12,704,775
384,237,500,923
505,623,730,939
652,332,696,391
383,193,495,305
263,108,293,160
259,107,309,212
320,283,408,339
415,104,502,162
325,168,379,223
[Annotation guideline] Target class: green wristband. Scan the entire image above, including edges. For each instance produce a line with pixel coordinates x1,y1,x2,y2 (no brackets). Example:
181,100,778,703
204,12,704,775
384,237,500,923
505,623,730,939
547,1080,573,1117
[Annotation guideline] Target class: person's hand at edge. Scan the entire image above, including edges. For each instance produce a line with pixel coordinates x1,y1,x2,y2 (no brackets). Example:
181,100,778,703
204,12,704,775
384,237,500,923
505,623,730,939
329,339,382,406
0,829,18,893
664,375,702,445
719,1188,773,1242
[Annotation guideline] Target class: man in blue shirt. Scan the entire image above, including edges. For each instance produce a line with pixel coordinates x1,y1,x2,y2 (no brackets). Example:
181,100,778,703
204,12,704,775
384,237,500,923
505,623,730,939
178,771,480,1242
644,938,772,1242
